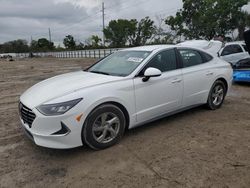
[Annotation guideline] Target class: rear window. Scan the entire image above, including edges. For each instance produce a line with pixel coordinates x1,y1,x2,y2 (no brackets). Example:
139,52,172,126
200,51,213,62
178,49,204,68
221,44,243,56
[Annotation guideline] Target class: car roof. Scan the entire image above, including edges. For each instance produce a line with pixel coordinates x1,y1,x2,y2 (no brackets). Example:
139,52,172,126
224,41,246,46
121,45,175,52
120,44,216,56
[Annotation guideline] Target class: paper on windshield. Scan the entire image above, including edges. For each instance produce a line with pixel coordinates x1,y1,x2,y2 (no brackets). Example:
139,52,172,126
127,57,144,63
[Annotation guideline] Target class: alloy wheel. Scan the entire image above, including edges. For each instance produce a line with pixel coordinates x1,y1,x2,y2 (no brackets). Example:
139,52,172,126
92,112,120,144
212,85,224,106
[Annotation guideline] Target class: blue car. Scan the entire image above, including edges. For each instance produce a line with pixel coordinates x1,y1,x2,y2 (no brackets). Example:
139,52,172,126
233,58,250,83
233,70,250,82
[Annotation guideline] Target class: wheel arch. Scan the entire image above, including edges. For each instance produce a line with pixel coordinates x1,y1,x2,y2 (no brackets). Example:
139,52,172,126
216,77,229,94
102,101,130,130
85,100,130,130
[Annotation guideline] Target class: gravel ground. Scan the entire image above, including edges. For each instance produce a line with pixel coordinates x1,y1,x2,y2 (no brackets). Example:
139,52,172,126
0,58,250,188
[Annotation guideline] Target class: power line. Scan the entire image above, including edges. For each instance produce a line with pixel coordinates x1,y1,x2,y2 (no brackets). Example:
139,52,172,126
52,11,101,33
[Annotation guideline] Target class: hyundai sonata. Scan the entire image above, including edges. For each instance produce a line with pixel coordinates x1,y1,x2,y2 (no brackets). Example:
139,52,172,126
19,45,233,150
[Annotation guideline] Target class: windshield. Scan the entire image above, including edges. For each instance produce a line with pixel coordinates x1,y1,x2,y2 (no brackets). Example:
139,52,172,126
87,50,151,76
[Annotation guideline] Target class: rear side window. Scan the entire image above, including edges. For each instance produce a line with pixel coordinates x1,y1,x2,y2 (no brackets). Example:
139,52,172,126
178,49,203,68
221,44,243,56
200,51,213,62
142,49,177,73
242,45,249,52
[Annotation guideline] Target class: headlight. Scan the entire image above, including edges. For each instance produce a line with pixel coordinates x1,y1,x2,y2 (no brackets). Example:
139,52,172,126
37,98,82,116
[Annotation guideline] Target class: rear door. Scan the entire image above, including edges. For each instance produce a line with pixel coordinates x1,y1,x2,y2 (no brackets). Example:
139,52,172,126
177,48,215,107
133,49,183,123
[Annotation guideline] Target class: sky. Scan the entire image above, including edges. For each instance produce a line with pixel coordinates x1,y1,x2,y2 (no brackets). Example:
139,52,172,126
0,0,183,45
0,0,250,45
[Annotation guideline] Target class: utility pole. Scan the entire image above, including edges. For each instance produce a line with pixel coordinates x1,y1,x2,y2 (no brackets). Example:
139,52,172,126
48,28,52,43
102,2,105,46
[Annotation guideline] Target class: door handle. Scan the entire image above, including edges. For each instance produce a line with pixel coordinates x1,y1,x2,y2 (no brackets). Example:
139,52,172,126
171,78,182,83
206,71,214,76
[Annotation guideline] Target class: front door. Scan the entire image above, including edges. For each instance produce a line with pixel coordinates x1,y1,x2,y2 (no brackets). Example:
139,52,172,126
133,49,183,123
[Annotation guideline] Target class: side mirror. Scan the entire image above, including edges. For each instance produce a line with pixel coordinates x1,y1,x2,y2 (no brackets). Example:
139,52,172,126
142,67,162,82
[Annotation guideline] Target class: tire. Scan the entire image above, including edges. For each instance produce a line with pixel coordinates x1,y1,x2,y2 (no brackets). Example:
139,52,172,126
82,104,126,150
207,80,226,110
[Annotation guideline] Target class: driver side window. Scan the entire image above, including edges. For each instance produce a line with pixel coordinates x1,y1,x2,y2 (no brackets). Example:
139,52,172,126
140,49,177,75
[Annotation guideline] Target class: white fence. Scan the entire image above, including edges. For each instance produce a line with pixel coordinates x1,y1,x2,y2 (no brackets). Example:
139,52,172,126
15,48,123,59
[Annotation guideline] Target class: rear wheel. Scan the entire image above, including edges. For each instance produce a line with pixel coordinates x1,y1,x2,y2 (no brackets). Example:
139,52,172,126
207,80,226,110
82,104,126,150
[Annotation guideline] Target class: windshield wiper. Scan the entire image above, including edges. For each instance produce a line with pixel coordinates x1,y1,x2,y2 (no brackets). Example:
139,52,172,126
89,70,110,75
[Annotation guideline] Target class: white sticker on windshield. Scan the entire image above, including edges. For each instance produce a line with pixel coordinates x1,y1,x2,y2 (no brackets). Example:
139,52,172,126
127,57,144,63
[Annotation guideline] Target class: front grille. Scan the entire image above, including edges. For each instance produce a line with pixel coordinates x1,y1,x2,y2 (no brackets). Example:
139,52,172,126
19,102,36,128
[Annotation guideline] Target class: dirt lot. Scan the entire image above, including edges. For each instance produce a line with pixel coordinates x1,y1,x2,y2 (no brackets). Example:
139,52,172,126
0,58,250,188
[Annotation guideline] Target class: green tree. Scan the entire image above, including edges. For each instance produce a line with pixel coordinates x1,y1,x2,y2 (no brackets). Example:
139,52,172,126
147,15,177,45
55,44,65,51
30,40,38,52
91,35,102,48
76,42,85,50
237,11,250,40
63,35,76,49
165,0,249,40
104,19,136,47
104,17,156,47
150,33,176,45
0,39,29,53
128,17,156,46
36,38,54,51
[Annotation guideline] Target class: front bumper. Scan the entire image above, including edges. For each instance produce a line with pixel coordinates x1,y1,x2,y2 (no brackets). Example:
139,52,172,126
19,104,86,149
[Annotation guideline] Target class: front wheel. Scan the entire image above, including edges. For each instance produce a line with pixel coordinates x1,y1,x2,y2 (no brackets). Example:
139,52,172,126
207,80,226,110
82,104,126,150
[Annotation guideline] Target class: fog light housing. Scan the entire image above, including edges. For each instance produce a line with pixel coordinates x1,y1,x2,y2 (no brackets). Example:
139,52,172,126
51,122,71,136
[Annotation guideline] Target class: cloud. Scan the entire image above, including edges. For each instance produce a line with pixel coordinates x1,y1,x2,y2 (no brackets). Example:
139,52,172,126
0,0,88,23
0,0,182,44
54,0,100,9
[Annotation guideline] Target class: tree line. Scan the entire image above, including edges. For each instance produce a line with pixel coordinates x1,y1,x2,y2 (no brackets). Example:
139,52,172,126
1,0,249,53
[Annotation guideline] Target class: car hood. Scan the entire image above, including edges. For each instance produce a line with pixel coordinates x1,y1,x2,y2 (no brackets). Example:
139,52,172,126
20,71,123,109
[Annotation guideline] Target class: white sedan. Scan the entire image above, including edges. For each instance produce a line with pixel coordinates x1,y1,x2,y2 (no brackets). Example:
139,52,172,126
19,45,233,150
218,41,249,65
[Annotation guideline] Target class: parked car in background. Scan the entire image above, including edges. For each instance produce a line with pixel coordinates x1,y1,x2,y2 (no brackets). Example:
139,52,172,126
218,41,249,65
231,30,250,83
232,58,250,83
178,40,223,57
233,70,250,83
0,53,16,58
